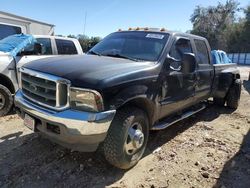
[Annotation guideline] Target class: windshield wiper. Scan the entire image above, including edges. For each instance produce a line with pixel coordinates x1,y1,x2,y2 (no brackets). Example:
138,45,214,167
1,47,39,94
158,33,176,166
88,50,102,56
103,53,139,62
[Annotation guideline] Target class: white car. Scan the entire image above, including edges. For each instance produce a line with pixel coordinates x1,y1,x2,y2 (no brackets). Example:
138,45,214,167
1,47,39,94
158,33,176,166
0,34,83,116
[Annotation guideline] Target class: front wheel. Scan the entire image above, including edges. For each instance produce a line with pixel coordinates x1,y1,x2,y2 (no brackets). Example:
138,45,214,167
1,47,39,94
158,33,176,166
0,84,13,117
103,107,149,169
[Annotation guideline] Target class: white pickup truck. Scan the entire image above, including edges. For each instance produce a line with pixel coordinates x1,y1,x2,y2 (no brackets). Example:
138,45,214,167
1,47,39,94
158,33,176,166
0,34,83,116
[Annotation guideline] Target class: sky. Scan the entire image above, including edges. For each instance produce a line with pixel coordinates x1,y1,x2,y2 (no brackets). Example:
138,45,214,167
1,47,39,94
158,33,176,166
1,0,249,37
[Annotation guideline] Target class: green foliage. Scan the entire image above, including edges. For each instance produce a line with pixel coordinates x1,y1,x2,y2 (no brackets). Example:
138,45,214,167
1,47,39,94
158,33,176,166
190,1,250,52
64,34,101,52
226,5,250,52
77,35,101,52
190,0,240,50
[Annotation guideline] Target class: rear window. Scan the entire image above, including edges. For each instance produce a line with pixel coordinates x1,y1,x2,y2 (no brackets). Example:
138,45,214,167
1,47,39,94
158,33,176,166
194,39,210,64
55,39,77,55
0,24,22,40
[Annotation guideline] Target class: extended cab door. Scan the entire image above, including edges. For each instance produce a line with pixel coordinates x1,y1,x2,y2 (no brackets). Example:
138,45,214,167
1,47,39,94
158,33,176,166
193,39,213,100
159,37,196,119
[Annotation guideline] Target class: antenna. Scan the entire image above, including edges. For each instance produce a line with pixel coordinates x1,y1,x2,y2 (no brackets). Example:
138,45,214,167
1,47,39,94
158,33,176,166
83,11,87,36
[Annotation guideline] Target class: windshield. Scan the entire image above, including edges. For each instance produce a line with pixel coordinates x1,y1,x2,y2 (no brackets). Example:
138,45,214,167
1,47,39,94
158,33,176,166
89,31,169,61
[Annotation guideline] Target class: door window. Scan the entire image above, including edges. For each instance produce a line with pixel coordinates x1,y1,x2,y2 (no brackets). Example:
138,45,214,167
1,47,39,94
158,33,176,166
194,39,210,64
55,39,77,55
169,38,193,60
22,38,53,55
36,38,53,55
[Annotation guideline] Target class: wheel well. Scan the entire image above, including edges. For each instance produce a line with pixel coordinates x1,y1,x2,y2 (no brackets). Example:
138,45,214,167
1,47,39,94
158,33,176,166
118,98,156,127
0,74,15,94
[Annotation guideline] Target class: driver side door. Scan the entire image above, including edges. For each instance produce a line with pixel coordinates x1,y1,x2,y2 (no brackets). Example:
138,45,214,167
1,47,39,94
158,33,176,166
159,37,196,119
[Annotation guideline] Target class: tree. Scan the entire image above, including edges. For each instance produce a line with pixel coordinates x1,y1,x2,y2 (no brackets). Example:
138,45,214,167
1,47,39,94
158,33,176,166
226,5,250,52
190,0,240,50
77,35,101,52
241,6,250,52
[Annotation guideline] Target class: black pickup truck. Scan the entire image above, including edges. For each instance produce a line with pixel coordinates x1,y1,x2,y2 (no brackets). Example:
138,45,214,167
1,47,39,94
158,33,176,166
15,29,241,169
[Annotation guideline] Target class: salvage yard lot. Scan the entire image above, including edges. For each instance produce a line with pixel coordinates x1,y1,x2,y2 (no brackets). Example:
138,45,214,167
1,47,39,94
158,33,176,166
0,66,250,188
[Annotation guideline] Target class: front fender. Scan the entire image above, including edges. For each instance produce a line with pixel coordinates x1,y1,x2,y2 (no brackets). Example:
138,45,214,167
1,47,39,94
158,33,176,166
106,85,159,126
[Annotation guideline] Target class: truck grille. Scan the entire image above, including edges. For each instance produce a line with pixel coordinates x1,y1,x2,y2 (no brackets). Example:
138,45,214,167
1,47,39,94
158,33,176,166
20,68,70,110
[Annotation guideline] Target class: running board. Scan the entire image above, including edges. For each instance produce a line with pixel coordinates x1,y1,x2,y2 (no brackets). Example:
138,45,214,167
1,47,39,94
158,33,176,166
151,104,206,130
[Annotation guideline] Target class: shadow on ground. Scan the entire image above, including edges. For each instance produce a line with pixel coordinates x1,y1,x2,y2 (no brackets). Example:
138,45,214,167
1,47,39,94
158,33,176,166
146,103,235,155
243,80,250,94
0,104,236,187
0,132,124,188
213,130,250,188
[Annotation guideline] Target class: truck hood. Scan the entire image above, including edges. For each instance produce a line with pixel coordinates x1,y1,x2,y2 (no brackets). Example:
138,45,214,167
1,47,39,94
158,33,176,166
23,55,158,89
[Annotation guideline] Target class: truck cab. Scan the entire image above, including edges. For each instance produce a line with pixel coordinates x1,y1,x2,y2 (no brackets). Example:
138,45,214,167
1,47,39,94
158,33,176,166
16,35,83,69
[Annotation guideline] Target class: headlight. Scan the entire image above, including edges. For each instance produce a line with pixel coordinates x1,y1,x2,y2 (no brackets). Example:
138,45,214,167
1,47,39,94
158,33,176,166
70,87,104,112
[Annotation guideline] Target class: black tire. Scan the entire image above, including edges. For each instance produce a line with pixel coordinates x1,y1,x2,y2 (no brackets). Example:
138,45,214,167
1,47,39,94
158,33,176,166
226,79,242,109
0,84,13,117
213,97,225,106
103,107,149,169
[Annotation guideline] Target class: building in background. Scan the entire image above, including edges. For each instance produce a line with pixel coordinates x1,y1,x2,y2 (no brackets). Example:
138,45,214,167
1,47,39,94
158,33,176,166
0,11,54,40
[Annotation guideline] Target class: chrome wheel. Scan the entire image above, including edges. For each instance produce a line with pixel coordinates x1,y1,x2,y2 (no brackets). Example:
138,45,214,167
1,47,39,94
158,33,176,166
0,93,5,110
125,122,145,155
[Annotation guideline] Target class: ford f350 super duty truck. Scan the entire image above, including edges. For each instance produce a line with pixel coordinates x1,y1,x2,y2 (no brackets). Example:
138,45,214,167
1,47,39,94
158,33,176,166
0,34,83,116
15,29,241,169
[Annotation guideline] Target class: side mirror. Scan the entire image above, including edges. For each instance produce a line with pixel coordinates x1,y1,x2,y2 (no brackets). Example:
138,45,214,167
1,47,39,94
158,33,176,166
181,53,196,74
165,55,181,71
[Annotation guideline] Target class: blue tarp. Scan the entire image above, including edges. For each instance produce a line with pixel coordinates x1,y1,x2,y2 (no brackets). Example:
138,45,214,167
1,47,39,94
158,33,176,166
0,34,36,57
211,50,232,64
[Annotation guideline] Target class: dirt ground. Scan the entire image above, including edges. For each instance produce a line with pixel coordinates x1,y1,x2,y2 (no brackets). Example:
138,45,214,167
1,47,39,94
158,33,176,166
0,66,249,188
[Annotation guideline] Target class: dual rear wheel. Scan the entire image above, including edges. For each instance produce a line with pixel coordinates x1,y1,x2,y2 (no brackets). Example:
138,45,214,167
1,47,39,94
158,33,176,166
214,79,241,109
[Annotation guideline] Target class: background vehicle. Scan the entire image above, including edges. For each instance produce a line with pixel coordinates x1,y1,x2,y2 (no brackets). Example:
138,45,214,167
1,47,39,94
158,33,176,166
0,11,54,40
15,28,241,169
0,34,83,116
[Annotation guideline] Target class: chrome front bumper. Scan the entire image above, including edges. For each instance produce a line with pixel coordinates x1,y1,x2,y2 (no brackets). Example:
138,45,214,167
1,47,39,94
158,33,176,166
14,90,116,151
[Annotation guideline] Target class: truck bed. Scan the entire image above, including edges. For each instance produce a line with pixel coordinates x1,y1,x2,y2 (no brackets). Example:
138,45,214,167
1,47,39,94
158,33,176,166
212,63,240,98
